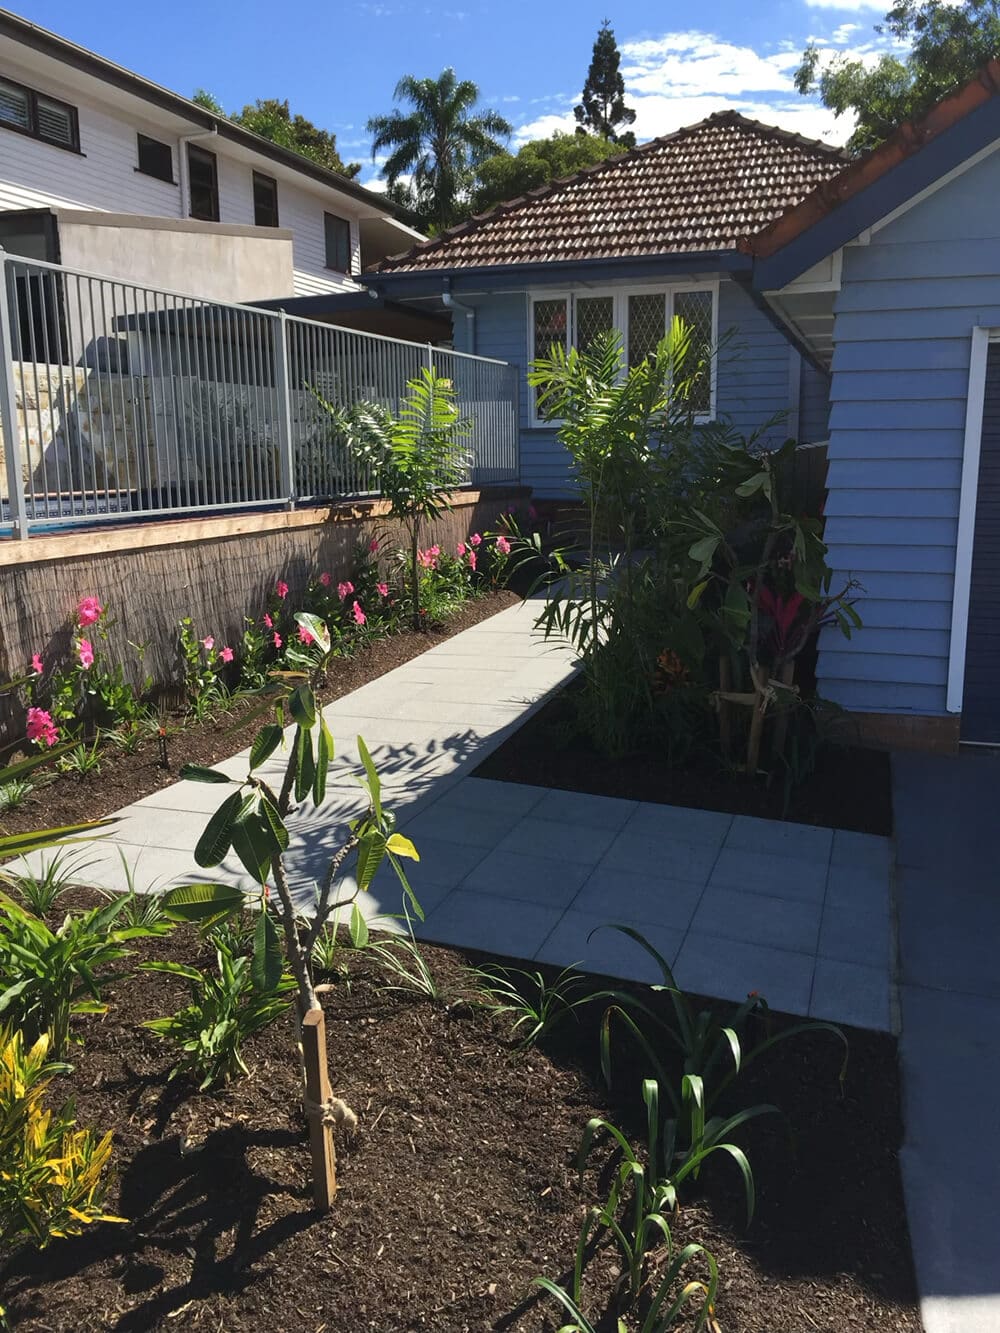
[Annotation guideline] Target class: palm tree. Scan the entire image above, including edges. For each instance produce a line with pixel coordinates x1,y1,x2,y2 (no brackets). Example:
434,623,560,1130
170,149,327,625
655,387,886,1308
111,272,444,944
366,70,511,232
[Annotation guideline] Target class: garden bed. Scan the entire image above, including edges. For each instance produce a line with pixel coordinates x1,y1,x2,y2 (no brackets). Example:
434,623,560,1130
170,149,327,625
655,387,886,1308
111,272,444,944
1,887,920,1332
1,591,517,838
473,684,893,836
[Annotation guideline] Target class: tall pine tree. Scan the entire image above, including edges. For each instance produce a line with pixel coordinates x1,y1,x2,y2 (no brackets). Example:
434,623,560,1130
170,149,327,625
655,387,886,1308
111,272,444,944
574,20,637,147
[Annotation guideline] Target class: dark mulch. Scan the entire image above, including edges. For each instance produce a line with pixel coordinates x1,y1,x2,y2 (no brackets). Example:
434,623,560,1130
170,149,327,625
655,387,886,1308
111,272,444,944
1,888,920,1333
474,687,893,836
0,592,518,837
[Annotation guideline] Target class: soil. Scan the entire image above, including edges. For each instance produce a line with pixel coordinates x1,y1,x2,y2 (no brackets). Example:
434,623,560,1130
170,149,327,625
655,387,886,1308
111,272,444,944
1,887,920,1333
0,591,518,838
474,688,893,836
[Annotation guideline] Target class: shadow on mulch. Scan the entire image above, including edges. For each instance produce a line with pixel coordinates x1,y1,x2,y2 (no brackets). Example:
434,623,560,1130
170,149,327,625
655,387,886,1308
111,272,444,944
1,893,920,1333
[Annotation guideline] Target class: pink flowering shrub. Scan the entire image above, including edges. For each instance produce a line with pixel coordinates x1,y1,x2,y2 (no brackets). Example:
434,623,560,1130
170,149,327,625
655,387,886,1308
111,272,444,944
25,706,59,749
178,617,235,714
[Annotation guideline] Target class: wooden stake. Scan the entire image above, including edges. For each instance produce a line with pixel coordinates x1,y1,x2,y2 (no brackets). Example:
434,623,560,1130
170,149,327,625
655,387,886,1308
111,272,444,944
301,1008,337,1210
770,660,797,764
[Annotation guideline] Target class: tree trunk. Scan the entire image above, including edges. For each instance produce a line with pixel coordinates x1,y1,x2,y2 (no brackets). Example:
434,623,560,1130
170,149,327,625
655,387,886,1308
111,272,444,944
718,655,733,763
301,1008,337,1209
410,517,421,632
770,660,797,764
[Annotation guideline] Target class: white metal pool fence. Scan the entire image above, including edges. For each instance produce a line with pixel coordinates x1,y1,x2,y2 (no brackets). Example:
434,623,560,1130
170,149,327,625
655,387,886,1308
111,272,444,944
0,249,519,539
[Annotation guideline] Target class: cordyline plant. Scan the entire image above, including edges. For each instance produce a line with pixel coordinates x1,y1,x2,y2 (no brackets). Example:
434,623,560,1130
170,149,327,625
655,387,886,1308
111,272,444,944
319,368,472,629
675,436,862,774
159,609,419,1207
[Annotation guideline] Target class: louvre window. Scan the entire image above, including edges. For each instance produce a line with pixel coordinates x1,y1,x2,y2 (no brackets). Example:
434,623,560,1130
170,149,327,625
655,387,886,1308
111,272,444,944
531,285,716,422
188,144,220,221
137,133,174,183
324,213,352,272
253,172,279,228
0,77,79,151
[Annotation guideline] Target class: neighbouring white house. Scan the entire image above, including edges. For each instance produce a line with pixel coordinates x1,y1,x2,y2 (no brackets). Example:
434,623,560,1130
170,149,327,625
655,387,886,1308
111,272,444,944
0,8,421,307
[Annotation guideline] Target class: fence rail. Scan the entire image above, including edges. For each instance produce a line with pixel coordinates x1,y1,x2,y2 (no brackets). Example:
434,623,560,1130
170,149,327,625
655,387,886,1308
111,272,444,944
0,250,520,539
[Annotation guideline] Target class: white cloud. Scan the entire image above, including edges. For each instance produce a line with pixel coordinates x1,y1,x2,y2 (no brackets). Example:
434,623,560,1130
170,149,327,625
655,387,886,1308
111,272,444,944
803,0,886,9
513,29,857,148
831,22,862,42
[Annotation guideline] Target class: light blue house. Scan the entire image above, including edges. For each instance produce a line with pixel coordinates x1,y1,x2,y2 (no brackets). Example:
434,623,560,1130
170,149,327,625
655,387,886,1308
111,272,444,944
365,71,1000,752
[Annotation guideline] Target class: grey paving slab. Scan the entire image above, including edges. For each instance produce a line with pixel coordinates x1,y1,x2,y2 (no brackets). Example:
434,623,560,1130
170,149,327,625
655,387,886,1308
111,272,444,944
809,957,890,1032
571,867,704,932
400,802,526,849
724,814,834,862
673,931,815,1016
893,751,1000,1333
818,899,890,969
824,862,893,910
416,888,561,958
495,815,619,867
520,788,637,830
460,847,592,909
535,910,685,983
692,885,823,954
598,830,721,883
831,828,893,872
428,776,549,818
709,846,828,902
625,802,732,845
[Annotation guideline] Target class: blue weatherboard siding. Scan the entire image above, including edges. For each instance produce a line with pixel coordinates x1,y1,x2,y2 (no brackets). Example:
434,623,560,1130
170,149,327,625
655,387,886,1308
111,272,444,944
452,278,829,497
816,142,1000,717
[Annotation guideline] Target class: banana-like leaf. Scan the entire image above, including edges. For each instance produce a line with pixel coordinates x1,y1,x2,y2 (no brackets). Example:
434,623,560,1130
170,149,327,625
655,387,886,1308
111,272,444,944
349,902,369,948
294,727,316,803
357,735,382,820
0,817,114,860
294,611,331,655
313,717,333,806
355,829,386,892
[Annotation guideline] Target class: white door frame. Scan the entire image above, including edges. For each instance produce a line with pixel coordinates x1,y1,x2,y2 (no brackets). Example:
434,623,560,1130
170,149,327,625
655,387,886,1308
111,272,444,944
947,326,1000,714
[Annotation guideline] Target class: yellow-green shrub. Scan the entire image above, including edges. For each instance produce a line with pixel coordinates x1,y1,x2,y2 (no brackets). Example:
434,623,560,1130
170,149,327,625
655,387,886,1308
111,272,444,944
0,1025,123,1269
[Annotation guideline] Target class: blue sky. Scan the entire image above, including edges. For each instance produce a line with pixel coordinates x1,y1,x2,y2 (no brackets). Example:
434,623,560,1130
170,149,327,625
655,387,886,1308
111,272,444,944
14,0,895,186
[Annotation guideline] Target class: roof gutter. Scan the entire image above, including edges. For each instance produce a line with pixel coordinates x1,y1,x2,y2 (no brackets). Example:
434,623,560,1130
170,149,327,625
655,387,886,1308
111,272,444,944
441,280,475,354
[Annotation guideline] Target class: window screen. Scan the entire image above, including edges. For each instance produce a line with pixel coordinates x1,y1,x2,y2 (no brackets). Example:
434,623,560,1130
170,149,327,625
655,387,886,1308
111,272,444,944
324,213,352,271
575,295,614,354
0,79,30,131
674,290,714,414
0,78,78,150
253,172,280,227
627,292,666,367
137,134,173,183
188,144,220,221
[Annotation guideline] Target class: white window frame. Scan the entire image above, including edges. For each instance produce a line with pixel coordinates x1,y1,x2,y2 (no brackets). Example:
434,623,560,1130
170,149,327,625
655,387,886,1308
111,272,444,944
947,325,1000,715
527,279,719,427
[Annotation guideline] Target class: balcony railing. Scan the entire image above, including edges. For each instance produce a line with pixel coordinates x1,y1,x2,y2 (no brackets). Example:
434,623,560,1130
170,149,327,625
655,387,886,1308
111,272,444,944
0,250,519,539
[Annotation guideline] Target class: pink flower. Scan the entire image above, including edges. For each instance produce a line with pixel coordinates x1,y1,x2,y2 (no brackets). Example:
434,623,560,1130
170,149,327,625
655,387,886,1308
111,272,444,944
377,582,389,597
496,534,511,556
417,548,439,570
352,601,366,626
470,533,482,547
77,639,94,670
337,580,355,600
275,580,289,600
369,538,379,553
298,626,315,645
220,646,234,663
456,542,466,557
264,613,273,629
468,550,477,572
26,706,58,748
202,635,215,651
31,653,43,675
77,596,102,627
273,632,283,649
318,572,332,588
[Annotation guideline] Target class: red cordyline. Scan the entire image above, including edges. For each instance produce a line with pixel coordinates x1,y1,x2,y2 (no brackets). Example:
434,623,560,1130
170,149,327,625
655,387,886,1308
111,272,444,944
756,584,805,656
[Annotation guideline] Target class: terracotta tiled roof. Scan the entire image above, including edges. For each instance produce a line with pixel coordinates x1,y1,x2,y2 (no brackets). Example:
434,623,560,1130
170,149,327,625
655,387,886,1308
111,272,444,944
370,111,850,274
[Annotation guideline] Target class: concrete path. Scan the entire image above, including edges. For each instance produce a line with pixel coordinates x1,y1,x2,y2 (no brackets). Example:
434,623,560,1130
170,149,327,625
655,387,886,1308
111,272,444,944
894,750,1000,1333
11,597,893,1032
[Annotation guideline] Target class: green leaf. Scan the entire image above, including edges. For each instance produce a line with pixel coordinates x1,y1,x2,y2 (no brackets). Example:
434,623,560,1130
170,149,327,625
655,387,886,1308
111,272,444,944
386,832,419,861
355,829,387,891
686,579,709,610
194,790,243,867
161,881,245,923
357,735,382,820
288,684,316,729
249,724,284,770
313,718,333,806
349,902,369,949
295,611,331,655
688,536,718,567
231,799,279,884
294,727,316,803
180,764,234,784
252,910,283,993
